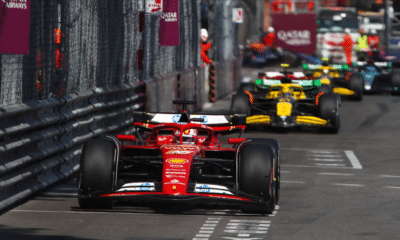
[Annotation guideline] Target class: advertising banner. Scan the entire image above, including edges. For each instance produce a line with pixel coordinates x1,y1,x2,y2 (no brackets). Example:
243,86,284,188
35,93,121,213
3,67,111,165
273,13,316,54
159,0,179,46
0,0,31,54
146,0,162,14
232,8,243,23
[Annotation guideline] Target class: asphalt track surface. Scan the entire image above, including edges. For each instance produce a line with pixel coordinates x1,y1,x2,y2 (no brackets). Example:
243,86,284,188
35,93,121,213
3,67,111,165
1,66,400,240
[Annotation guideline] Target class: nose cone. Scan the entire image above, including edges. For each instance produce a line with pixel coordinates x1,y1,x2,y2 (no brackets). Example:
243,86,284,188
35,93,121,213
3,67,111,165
161,144,200,195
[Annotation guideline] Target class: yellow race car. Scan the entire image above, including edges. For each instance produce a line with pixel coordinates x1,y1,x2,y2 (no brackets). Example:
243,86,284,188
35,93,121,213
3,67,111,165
230,77,341,133
303,59,363,101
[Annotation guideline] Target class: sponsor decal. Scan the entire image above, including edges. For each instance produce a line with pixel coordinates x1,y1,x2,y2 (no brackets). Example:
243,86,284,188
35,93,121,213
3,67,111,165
160,12,177,22
166,175,185,178
172,114,180,123
232,8,243,23
198,184,210,193
2,0,28,9
164,179,185,185
168,164,184,168
166,150,193,154
165,171,186,175
140,183,152,190
277,30,311,45
166,158,187,164
158,136,168,141
262,79,281,85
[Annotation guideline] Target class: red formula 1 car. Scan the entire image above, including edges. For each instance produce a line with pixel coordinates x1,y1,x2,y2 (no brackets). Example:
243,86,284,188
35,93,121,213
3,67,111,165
78,101,280,214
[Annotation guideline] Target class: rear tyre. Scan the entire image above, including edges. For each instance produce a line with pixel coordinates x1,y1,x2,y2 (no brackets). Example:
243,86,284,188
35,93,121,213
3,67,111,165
239,82,255,93
318,93,340,134
317,84,333,95
347,73,363,101
78,139,115,209
230,93,251,115
391,71,400,95
239,144,276,214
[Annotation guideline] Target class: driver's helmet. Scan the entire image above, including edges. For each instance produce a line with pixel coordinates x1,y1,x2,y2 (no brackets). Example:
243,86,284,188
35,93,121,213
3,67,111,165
174,129,198,144
323,69,329,75
322,58,329,66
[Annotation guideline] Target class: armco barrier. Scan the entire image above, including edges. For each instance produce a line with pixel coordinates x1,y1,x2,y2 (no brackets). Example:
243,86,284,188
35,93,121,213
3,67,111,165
0,83,144,212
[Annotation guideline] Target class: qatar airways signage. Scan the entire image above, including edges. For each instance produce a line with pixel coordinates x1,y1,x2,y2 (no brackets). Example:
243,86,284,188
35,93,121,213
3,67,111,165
159,0,179,46
0,0,31,54
273,13,316,54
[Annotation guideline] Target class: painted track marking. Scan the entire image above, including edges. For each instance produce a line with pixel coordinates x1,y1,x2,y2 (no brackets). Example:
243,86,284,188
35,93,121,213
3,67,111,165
385,186,400,189
332,183,364,187
281,181,305,184
193,217,221,240
310,158,344,162
380,175,400,178
318,173,354,176
345,150,362,169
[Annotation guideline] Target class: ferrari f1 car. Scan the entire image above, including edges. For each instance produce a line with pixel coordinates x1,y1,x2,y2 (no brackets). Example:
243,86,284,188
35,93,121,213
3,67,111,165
352,60,400,94
302,61,363,100
78,101,280,214
232,74,341,133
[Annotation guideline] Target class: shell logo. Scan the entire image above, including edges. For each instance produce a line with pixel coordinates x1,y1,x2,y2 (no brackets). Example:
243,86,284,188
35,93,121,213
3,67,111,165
167,158,187,164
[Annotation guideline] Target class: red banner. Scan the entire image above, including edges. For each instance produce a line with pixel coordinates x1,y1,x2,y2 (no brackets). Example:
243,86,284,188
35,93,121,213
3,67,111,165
159,0,179,46
273,13,316,54
0,0,31,54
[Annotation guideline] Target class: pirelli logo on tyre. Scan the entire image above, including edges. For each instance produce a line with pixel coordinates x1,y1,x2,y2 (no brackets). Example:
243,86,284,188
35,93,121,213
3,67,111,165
166,158,188,164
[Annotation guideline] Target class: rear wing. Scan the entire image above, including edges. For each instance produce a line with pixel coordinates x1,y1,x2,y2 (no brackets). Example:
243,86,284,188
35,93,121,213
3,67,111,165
302,63,350,71
254,78,320,89
354,61,392,71
133,112,247,133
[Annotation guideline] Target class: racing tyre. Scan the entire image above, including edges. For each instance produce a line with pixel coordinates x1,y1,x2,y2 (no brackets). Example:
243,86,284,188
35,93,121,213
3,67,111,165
317,84,333,95
347,73,363,101
391,71,400,95
318,93,340,134
230,93,251,115
247,138,280,204
78,139,116,209
239,82,255,93
239,144,276,214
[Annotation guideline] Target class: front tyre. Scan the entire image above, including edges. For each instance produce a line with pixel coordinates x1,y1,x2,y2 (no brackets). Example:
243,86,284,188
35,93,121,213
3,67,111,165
78,139,116,209
239,144,276,214
391,70,400,95
347,73,363,101
318,93,340,134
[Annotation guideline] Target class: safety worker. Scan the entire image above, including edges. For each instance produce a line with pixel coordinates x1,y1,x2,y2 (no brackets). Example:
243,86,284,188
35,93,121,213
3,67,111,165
326,29,355,66
368,29,380,51
263,27,276,49
200,28,213,66
357,29,369,60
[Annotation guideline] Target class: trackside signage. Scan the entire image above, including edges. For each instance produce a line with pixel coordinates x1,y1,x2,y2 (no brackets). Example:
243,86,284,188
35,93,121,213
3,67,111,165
159,0,179,46
273,13,316,54
0,0,31,54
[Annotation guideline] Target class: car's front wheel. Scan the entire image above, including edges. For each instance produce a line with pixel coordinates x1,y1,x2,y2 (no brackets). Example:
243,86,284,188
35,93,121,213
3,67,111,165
78,139,116,209
239,143,276,214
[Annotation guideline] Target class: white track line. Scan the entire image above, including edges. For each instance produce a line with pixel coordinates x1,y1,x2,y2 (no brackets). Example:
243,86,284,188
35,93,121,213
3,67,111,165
385,186,400,189
282,164,349,169
344,150,362,169
308,154,342,158
380,175,400,178
193,217,221,240
281,148,340,152
310,158,344,162
332,183,364,187
318,173,354,176
314,163,346,167
281,181,305,184
280,171,291,173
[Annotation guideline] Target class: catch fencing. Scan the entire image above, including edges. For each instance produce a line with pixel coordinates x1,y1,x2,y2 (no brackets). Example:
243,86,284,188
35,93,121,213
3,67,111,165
0,0,241,211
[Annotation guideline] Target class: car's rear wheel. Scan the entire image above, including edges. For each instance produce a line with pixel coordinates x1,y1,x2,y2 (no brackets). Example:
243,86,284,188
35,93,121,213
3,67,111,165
239,144,275,214
239,82,255,93
230,93,251,115
347,73,363,101
318,93,340,134
78,139,115,209
391,70,400,95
